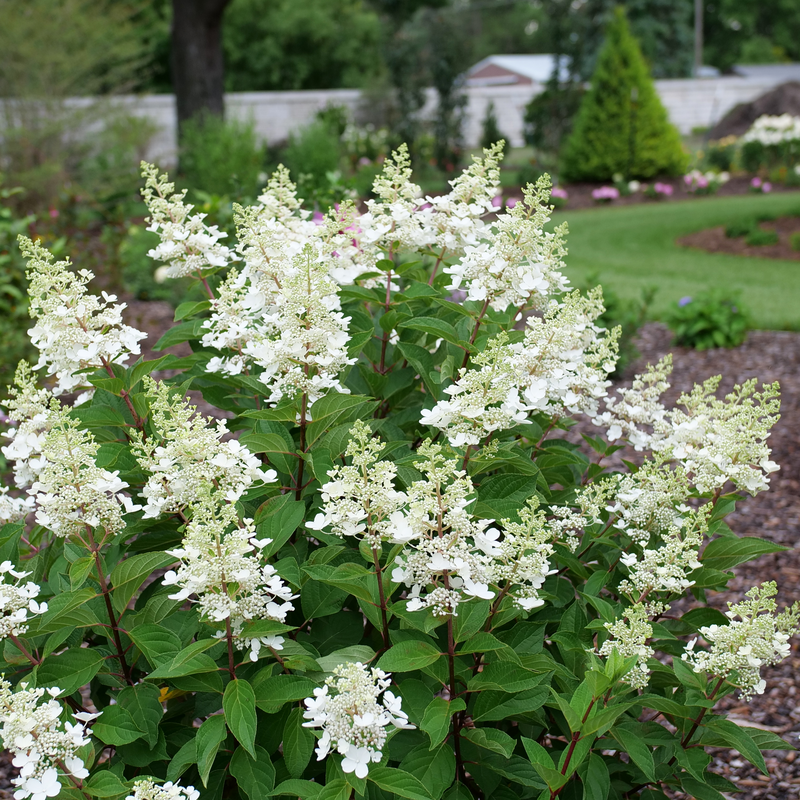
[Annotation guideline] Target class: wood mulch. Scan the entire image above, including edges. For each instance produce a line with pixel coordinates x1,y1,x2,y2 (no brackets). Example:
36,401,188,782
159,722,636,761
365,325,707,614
678,215,800,261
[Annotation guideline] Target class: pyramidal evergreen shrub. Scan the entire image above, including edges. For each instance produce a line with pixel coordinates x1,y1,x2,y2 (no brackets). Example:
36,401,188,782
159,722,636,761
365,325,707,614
561,7,687,182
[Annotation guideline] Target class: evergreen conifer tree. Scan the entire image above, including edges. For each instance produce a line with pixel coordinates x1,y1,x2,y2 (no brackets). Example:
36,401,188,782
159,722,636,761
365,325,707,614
560,6,686,182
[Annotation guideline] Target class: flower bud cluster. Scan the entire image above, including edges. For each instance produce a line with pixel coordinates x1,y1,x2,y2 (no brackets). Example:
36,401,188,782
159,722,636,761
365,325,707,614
19,237,145,397
444,176,570,312
595,356,781,496
0,680,99,800
133,378,276,518
598,604,654,689
140,163,237,279
0,561,48,640
126,780,200,800
303,661,413,778
682,582,800,700
0,488,34,525
307,421,412,547
422,289,618,446
163,499,296,661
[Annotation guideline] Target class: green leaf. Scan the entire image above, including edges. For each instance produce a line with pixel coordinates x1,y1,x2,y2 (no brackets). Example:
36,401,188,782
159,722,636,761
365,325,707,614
35,648,104,697
400,317,465,349
117,683,163,748
255,495,305,557
377,640,442,672
166,738,196,781
33,588,98,634
705,718,768,775
252,673,318,714
224,679,258,758
469,663,547,693
462,727,515,758
85,771,130,798
396,342,440,399
679,777,727,800
368,766,434,800
128,355,177,390
521,737,568,792
196,714,228,787
399,744,456,800
69,556,95,590
153,319,204,351
110,551,177,615
316,645,376,674
420,697,465,750
146,639,221,680
93,705,145,746
174,299,211,321
612,726,655,781
270,779,323,798
231,745,276,799
283,707,315,778
701,537,787,572
578,753,610,800
471,685,549,722
128,624,182,668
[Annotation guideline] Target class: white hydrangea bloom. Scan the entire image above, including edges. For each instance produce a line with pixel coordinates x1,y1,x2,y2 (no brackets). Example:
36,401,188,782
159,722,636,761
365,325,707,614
140,162,237,279
133,378,277,518
444,176,570,312
425,142,504,256
595,357,781,496
0,680,100,800
390,442,497,616
162,500,296,662
307,421,411,547
422,289,619,446
682,582,800,700
742,114,800,146
302,661,413,778
0,560,48,640
0,487,35,524
598,604,654,689
126,780,200,800
19,237,145,397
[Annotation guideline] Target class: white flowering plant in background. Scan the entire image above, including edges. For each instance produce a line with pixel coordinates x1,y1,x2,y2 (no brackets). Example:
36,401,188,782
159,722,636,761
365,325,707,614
0,144,795,800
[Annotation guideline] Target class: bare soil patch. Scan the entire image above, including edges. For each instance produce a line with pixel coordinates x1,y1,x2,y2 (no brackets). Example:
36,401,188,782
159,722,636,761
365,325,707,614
678,215,800,261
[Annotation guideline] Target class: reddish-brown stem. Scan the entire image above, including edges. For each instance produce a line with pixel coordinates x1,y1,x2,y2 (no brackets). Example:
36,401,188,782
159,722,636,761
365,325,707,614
378,268,393,374
550,698,597,799
679,676,725,749
10,634,40,666
428,247,447,286
460,299,491,370
295,391,308,501
196,269,215,300
99,357,145,433
225,618,237,680
372,548,391,652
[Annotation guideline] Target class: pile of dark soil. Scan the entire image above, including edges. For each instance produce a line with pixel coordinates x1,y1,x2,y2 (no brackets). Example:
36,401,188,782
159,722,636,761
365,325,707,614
678,215,800,260
709,81,800,140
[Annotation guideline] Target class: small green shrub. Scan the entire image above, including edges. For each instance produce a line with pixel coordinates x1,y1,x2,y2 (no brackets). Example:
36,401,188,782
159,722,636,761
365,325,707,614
725,219,756,238
516,160,545,188
790,231,800,251
480,101,505,149
703,136,738,172
665,290,749,350
746,227,779,247
180,115,267,199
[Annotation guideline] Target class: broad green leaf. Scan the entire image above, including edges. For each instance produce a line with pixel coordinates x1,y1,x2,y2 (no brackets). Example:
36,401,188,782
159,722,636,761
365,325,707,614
128,624,182,668
231,745,276,799
84,771,130,798
146,639,221,680
462,727,515,758
166,739,196,781
400,317,464,348
110,552,177,615
471,685,549,722
679,777,727,800
33,589,98,635
117,683,163,748
368,766,434,800
399,744,456,800
378,640,442,673
252,673,318,714
612,726,655,781
255,496,305,557
270,780,323,798
701,537,787,572
705,718,768,775
35,648,104,697
578,753,610,800
93,705,144,746
316,645,376,674
420,697,465,750
469,663,546,693
224,679,258,758
196,714,227,787
283,707,315,778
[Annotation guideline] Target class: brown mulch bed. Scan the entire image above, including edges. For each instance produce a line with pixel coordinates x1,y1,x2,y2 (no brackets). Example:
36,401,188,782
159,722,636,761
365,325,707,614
678,215,800,261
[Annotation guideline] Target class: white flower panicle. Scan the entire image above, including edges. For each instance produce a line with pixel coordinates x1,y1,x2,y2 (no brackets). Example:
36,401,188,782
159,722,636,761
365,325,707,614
595,357,781,496
307,421,411,547
0,680,100,800
140,162,237,279
598,604,654,689
133,378,276,519
0,488,34,525
303,661,413,778
682,582,800,700
425,142,504,255
125,780,200,800
19,237,145,397
444,176,570,312
0,561,48,640
162,500,296,662
742,114,800,146
422,289,619,446
390,442,497,616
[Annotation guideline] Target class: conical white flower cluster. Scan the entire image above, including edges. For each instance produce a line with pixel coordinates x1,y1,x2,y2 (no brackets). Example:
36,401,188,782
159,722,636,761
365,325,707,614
0,561,48,640
163,500,296,661
19,237,145,397
682,582,800,700
132,378,277,519
303,661,413,778
0,680,99,800
421,289,619,446
126,780,200,800
141,163,237,280
598,604,654,689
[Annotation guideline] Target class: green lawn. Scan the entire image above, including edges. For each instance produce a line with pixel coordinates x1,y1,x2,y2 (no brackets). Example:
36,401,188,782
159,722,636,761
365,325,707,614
556,192,800,330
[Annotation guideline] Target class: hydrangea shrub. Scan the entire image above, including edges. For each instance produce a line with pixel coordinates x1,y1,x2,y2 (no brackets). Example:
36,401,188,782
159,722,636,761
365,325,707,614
0,143,795,800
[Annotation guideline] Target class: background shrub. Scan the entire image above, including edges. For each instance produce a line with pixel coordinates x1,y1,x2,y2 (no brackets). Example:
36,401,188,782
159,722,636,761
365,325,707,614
665,289,750,349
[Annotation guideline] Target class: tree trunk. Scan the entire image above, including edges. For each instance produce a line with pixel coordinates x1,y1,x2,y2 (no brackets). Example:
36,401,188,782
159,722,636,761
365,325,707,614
171,0,231,139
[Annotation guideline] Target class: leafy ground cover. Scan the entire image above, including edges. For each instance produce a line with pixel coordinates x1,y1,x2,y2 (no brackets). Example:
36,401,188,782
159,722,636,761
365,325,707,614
557,192,800,330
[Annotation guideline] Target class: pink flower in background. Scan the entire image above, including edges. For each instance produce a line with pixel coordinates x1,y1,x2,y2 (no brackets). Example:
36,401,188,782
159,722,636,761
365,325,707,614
491,195,503,208
312,211,325,225
763,182,772,193
592,186,620,202
48,208,59,219
358,157,372,166
654,182,673,196
506,197,520,209
751,177,762,188
551,187,568,199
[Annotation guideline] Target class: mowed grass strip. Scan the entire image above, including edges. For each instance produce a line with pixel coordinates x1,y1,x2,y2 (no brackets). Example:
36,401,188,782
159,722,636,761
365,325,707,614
556,191,800,330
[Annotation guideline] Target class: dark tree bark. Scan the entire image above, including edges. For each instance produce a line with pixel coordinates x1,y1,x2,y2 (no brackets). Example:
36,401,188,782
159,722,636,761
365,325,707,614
171,0,232,139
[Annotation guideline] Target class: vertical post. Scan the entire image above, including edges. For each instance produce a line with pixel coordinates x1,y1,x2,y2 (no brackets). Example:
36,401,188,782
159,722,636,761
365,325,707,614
694,0,704,77
628,86,638,178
